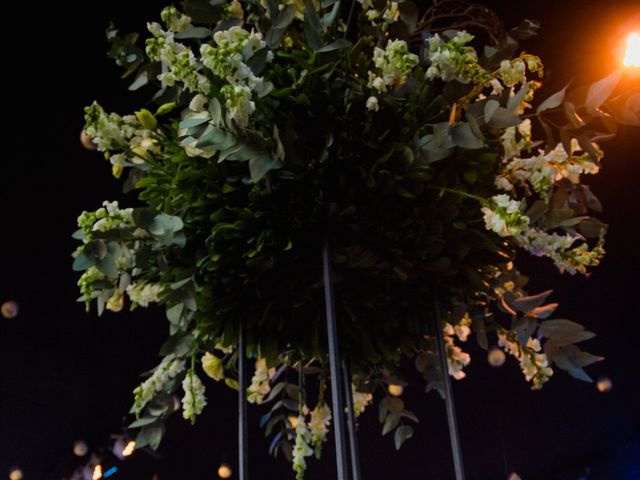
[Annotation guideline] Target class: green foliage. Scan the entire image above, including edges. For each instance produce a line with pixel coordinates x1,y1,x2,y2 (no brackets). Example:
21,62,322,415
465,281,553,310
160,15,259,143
72,0,637,472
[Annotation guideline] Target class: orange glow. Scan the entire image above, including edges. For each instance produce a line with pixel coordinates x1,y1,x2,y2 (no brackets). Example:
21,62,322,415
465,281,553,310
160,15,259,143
623,33,640,67
92,464,103,480
122,440,136,457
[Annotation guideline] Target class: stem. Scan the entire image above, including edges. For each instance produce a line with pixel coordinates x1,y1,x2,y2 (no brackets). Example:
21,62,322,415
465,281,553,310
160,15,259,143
343,0,357,39
428,185,486,203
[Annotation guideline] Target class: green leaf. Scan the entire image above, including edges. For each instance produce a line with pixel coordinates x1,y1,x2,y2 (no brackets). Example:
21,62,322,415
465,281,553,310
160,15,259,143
394,425,414,450
484,99,500,122
320,0,342,29
452,123,484,149
72,252,94,271
506,290,553,313
179,117,209,129
175,26,212,40
129,416,158,428
129,70,149,91
156,102,177,116
271,4,296,29
166,303,185,324
487,107,522,128
135,108,158,130
249,153,279,182
585,70,623,113
316,39,352,53
382,412,401,435
537,84,569,113
209,98,222,126
303,0,322,51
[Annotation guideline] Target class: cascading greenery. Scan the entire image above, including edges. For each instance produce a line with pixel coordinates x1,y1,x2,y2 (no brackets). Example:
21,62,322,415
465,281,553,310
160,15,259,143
73,0,638,476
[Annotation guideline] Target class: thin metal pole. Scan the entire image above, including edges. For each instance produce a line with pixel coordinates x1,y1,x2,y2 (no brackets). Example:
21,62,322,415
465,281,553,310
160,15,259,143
433,294,466,480
342,360,362,480
322,235,350,480
238,323,249,480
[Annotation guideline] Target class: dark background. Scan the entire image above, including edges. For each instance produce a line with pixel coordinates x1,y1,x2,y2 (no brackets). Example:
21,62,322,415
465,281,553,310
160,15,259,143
1,1,639,479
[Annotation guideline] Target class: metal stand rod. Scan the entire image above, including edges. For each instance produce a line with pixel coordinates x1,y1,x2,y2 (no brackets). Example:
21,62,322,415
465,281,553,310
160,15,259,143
322,235,350,480
433,295,466,480
342,360,362,480
238,323,249,480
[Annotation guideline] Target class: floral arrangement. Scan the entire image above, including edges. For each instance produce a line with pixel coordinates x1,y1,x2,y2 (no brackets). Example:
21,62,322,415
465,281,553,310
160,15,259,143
74,0,638,476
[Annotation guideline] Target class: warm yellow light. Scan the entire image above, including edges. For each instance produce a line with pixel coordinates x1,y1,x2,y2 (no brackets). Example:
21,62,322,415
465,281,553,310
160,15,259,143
93,464,103,480
387,384,404,397
623,32,640,67
596,376,613,393
218,463,233,479
9,468,23,480
487,347,506,367
122,440,136,457
288,415,299,429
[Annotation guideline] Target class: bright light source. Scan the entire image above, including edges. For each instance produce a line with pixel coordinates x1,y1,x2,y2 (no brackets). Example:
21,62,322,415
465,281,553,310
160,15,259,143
623,32,640,67
122,440,136,457
218,463,233,479
487,347,506,367
9,468,23,480
596,376,613,393
93,464,103,480
387,384,404,397
1,300,19,319
73,440,88,457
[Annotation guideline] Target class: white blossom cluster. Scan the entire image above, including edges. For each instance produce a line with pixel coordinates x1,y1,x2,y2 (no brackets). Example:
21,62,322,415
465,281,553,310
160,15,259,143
498,332,553,389
351,385,373,417
481,194,530,237
125,282,164,307
497,138,601,199
425,31,478,84
357,0,400,25
84,102,159,177
368,39,419,94
133,354,186,416
247,358,275,404
481,193,604,274
292,415,313,480
443,315,472,380
200,26,273,126
146,10,211,94
182,369,207,422
308,403,332,457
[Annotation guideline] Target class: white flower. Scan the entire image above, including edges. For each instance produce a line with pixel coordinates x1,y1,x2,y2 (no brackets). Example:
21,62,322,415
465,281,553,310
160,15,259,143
351,385,373,417
202,352,224,381
182,370,207,422
499,59,526,86
189,94,208,112
133,355,186,415
309,403,332,454
160,6,192,32
292,416,313,479
368,39,419,93
366,96,380,112
426,32,479,84
247,358,275,404
126,282,163,307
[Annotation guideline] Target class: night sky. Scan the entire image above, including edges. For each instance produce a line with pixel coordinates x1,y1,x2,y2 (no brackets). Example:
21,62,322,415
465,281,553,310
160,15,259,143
1,1,639,479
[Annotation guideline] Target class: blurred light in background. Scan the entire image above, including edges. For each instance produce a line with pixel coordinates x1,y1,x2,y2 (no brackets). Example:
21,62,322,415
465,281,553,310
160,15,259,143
596,376,613,393
387,384,404,397
8,468,23,480
488,347,506,367
73,440,89,457
218,463,233,479
1,300,19,319
623,33,640,67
